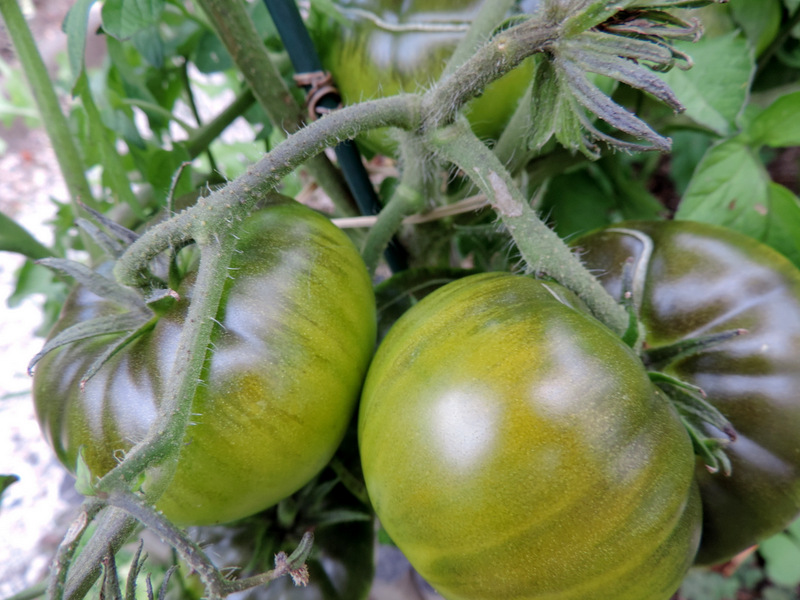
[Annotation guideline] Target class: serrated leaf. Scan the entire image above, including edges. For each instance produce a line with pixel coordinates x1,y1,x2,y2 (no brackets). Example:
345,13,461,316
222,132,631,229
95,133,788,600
63,0,99,87
747,90,800,148
0,210,54,259
677,141,800,266
659,32,754,136
677,139,768,230
28,312,149,375
101,0,165,40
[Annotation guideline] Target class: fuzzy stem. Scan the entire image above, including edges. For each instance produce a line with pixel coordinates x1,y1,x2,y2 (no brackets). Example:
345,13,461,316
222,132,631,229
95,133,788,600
47,500,105,600
63,508,139,600
97,217,240,497
114,94,419,287
195,0,358,216
441,0,517,79
0,0,99,213
422,17,557,133
106,491,228,599
362,134,428,274
429,119,629,336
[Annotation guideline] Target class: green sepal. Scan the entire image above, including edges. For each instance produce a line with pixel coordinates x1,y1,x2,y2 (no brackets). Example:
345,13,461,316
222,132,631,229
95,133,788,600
619,257,642,349
77,201,139,246
27,311,151,375
36,258,146,311
76,217,125,259
643,328,747,371
79,316,158,390
145,288,181,315
75,446,98,496
650,372,736,475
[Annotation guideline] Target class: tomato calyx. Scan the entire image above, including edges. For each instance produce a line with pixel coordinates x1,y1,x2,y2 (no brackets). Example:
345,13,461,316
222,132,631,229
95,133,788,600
28,209,176,387
642,328,747,371
649,371,736,475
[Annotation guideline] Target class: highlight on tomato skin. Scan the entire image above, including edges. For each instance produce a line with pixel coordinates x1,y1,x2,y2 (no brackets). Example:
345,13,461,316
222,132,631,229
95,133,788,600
32,201,377,527
359,272,702,600
575,220,800,567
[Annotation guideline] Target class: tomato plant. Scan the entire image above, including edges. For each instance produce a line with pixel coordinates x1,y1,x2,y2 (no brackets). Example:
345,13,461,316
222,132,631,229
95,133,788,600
574,220,800,566
359,272,702,600
32,201,376,527
311,0,537,155
4,0,800,598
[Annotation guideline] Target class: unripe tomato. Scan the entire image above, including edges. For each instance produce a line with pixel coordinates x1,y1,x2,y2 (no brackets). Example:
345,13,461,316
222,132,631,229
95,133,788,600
575,220,800,565
312,0,538,155
359,272,701,600
33,201,376,526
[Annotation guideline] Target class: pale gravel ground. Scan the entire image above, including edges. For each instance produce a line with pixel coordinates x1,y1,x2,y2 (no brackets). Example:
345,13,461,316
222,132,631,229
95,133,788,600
0,132,81,598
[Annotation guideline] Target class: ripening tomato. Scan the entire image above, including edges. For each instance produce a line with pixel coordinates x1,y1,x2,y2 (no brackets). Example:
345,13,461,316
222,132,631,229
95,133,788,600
574,220,800,565
359,272,701,600
33,201,377,526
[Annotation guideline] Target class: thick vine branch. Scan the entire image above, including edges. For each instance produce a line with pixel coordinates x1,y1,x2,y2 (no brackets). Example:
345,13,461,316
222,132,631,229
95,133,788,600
422,17,557,132
429,119,630,336
196,0,358,216
114,94,419,286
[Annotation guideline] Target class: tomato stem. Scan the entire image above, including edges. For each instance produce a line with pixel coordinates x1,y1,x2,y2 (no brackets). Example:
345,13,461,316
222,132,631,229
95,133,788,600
428,119,630,337
362,133,430,275
114,95,420,288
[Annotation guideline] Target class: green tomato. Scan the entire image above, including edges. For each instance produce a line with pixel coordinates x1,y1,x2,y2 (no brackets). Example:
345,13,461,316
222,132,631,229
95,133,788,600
574,220,800,565
312,0,538,155
359,272,701,600
33,201,376,526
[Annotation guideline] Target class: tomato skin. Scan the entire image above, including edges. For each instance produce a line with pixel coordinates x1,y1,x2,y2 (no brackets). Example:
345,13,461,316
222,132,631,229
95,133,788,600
312,0,537,155
359,272,701,600
33,201,377,527
574,220,800,566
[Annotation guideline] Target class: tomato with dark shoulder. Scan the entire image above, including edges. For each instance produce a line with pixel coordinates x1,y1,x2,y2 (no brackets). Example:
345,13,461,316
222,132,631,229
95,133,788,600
311,0,538,155
33,201,377,526
574,220,800,565
359,272,701,600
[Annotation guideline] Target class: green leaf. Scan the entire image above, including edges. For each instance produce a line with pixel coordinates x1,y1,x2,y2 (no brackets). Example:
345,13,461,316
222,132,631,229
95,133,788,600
101,0,166,40
747,90,800,148
659,31,754,136
193,30,233,74
677,140,800,266
0,210,54,259
131,26,165,69
729,0,782,56
74,447,97,496
144,147,193,207
676,139,768,230
0,474,19,504
759,533,800,587
63,0,99,87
